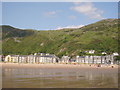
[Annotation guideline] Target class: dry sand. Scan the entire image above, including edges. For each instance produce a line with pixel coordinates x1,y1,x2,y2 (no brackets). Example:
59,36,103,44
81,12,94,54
1,62,118,69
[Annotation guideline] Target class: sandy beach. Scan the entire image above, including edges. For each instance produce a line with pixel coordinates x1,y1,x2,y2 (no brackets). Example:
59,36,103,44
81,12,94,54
2,62,118,88
1,62,118,69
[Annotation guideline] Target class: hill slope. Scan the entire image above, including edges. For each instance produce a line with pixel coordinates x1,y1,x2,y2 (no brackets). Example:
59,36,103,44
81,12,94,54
1,19,118,57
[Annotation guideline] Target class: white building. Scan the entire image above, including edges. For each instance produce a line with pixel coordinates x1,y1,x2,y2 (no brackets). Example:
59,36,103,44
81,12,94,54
61,56,70,63
88,50,95,54
102,52,107,55
113,52,119,56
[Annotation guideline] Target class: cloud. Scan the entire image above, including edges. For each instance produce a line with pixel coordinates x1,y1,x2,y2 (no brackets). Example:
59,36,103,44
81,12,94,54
56,25,84,30
73,2,81,5
68,15,76,20
44,11,56,16
71,2,104,19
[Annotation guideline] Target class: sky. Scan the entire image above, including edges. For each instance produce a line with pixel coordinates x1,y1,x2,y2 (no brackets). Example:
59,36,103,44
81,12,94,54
2,2,118,30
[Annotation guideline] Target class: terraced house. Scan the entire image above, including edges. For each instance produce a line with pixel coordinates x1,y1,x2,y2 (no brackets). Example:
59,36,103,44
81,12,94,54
4,53,59,64
60,53,118,64
4,52,118,64
76,55,115,64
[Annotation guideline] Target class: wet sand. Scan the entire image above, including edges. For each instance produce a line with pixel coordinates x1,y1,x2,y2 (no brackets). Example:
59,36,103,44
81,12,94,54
2,63,118,88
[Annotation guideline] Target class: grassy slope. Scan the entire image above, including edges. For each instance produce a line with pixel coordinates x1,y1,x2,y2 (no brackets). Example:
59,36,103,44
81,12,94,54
2,19,118,57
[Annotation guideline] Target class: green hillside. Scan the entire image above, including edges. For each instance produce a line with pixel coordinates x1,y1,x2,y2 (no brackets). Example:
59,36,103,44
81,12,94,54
1,19,118,57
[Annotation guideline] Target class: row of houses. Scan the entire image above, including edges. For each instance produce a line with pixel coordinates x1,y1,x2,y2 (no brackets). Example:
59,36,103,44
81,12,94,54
63,55,115,64
2,53,119,64
4,54,59,64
